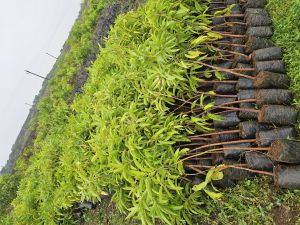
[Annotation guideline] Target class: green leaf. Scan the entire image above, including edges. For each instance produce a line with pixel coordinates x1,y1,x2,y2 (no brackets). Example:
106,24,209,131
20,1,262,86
204,189,223,200
211,171,224,181
185,50,204,59
192,181,208,192
126,206,138,220
207,32,223,39
214,71,225,80
205,169,214,183
194,1,203,11
178,61,191,69
177,4,190,16
191,36,208,45
101,191,109,196
207,90,216,95
191,99,198,110
203,102,214,111
204,70,212,78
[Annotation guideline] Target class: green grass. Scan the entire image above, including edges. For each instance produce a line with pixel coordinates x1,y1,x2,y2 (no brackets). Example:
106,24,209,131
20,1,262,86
267,0,300,108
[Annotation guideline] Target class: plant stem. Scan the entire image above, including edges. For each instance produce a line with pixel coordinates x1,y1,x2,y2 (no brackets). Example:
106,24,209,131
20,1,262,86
188,164,274,177
187,157,213,160
195,92,237,98
207,41,247,48
198,41,246,48
190,139,257,153
213,31,247,38
190,137,212,141
209,1,228,4
182,146,271,161
190,163,248,169
215,109,236,114
219,98,256,106
216,106,259,112
197,61,254,79
177,142,209,147
212,14,244,18
186,165,207,175
199,80,238,84
208,6,226,11
211,47,250,58
203,56,233,61
220,165,274,176
184,105,258,114
214,21,247,28
231,68,255,71
189,129,240,138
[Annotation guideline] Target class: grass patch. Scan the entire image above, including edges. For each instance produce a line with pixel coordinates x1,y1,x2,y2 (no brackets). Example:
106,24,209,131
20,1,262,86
267,0,300,108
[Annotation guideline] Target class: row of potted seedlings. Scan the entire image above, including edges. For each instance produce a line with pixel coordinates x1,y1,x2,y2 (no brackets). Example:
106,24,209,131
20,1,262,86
183,0,300,189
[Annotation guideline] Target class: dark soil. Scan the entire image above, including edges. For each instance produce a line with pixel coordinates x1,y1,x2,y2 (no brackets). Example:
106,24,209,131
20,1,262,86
272,205,298,225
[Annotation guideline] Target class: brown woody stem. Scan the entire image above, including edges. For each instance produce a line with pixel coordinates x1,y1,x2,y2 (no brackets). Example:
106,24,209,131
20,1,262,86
214,22,247,28
212,47,250,58
199,80,238,84
190,163,248,169
216,106,259,112
190,139,257,153
221,165,274,176
177,142,209,147
208,6,226,11
213,31,247,38
190,129,240,138
186,165,207,175
219,98,256,106
195,92,237,98
185,105,259,114
183,146,271,161
213,14,244,18
207,41,247,48
197,61,254,79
